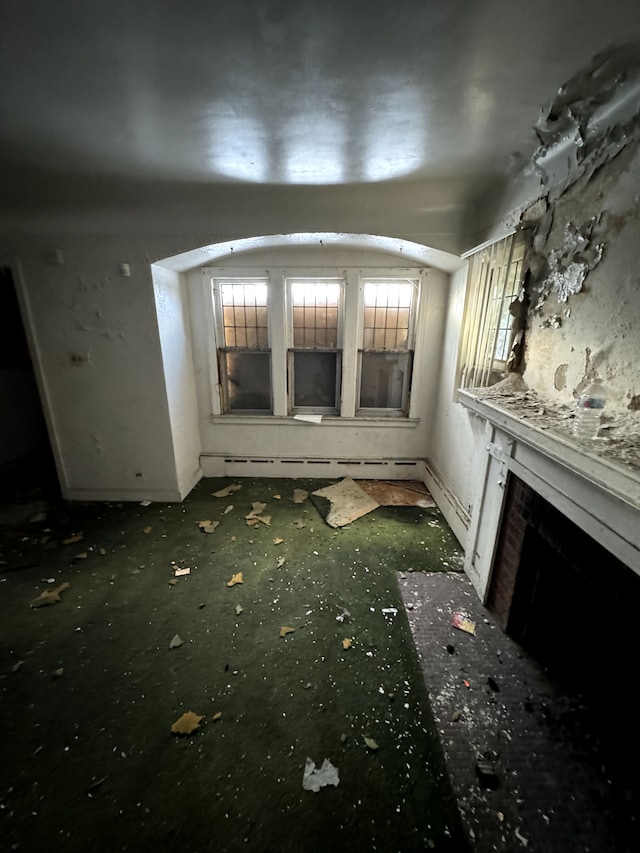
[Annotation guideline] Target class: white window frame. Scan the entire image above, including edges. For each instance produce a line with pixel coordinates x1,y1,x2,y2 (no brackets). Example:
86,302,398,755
286,276,345,415
457,233,526,391
203,266,425,421
356,276,420,417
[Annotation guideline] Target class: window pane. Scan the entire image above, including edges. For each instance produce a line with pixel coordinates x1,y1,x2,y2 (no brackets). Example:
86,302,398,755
224,352,271,411
359,352,410,409
291,280,341,350
220,282,269,348
293,351,338,408
362,280,414,351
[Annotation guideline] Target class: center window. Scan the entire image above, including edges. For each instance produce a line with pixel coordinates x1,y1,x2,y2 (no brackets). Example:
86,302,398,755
288,279,343,413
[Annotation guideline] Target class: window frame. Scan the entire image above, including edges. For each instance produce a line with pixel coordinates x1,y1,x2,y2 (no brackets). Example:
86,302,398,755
286,276,345,415
204,266,426,421
456,233,526,391
212,276,273,414
356,276,420,417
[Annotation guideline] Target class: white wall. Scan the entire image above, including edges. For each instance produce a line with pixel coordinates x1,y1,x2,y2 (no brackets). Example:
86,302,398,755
426,265,487,544
10,242,181,501
151,265,202,497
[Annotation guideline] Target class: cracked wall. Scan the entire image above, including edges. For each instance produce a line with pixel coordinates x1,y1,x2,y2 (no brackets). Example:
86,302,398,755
520,134,640,416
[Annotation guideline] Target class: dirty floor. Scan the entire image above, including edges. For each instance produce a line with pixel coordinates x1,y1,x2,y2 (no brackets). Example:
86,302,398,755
0,477,466,853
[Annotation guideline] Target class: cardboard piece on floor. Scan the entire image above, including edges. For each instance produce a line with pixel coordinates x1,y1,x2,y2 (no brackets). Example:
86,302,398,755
312,477,379,528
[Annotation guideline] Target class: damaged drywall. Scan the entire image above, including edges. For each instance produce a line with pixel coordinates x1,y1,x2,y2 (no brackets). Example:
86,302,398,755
531,43,640,198
480,48,640,467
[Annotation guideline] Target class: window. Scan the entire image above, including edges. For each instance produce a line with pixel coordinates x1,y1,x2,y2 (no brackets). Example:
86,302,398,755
215,280,271,412
206,267,424,419
457,233,525,389
358,278,417,413
288,279,342,413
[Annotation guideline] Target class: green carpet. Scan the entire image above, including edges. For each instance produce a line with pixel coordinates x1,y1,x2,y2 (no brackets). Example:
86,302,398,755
0,478,467,852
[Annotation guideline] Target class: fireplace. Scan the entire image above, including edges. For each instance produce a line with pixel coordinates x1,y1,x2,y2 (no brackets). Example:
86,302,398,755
488,474,638,693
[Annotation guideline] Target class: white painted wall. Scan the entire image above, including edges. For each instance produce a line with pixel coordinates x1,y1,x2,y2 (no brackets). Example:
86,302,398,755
426,265,487,544
151,265,202,497
10,243,180,501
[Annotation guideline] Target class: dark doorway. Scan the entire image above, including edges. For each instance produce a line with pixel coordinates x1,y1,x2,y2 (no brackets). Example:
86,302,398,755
0,267,58,498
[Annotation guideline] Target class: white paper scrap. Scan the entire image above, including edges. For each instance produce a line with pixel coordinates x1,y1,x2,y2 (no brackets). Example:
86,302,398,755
302,757,340,792
293,414,323,424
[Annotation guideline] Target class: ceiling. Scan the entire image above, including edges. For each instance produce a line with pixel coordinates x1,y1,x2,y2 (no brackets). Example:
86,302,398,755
1,1,639,251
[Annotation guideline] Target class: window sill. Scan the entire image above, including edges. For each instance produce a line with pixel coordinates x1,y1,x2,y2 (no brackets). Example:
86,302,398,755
209,414,420,428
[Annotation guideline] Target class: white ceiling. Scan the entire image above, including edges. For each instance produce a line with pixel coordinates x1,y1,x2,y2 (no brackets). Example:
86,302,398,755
1,1,639,250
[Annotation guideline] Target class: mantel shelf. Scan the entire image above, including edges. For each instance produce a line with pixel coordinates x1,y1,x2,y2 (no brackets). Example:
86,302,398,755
459,389,640,514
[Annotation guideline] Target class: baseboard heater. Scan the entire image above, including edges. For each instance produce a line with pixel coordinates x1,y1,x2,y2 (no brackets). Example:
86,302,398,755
200,455,425,480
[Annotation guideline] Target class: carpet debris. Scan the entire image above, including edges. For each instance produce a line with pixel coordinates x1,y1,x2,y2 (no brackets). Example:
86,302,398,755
302,757,340,792
171,711,203,735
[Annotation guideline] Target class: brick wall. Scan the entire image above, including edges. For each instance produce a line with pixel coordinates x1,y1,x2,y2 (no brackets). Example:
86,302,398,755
486,475,535,629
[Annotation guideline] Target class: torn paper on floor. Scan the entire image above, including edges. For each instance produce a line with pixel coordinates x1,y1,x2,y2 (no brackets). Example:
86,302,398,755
302,757,340,792
312,477,379,527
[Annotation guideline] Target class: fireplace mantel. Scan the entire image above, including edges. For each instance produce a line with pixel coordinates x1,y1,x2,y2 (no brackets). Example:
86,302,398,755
458,388,640,598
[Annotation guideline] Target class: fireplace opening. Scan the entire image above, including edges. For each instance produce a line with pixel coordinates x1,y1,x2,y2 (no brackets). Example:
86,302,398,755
488,474,638,845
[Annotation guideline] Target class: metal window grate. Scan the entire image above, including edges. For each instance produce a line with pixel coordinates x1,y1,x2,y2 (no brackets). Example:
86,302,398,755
221,282,269,348
362,281,413,350
290,281,340,348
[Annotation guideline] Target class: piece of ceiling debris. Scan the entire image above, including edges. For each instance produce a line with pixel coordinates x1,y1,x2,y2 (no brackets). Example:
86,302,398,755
171,711,203,735
451,612,476,635
30,582,71,608
276,556,285,568
292,489,308,504
293,519,307,529
336,608,350,623
356,480,436,508
279,626,295,637
53,667,64,678
227,572,243,587
169,634,184,649
273,494,282,500
363,737,379,751
230,535,237,542
62,533,83,545
198,520,219,534
99,548,107,555
174,567,191,577
140,500,151,507
143,526,152,534
245,501,267,519
223,505,234,514
342,638,352,650
235,603,243,615
168,578,178,586
302,757,340,792
246,514,271,527
212,711,222,722
75,552,88,559
312,477,379,528
212,483,242,498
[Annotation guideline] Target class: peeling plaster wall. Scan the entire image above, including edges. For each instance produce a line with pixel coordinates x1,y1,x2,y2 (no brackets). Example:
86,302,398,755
522,137,640,414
